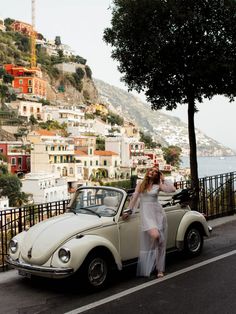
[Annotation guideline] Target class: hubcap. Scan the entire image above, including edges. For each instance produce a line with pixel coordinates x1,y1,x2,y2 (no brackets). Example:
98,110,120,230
88,257,107,287
187,229,201,252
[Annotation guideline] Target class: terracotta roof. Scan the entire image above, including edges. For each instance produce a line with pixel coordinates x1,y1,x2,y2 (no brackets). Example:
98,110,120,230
94,150,118,156
75,150,88,156
34,129,57,136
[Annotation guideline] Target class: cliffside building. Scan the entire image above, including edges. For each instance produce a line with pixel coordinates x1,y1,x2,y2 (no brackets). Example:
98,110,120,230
4,64,46,99
0,18,6,32
0,141,31,175
21,172,68,204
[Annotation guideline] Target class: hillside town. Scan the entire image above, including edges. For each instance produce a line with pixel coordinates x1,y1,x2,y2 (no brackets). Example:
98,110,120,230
0,18,186,209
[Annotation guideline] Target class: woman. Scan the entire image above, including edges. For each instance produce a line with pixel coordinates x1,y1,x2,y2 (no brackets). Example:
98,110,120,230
123,168,176,278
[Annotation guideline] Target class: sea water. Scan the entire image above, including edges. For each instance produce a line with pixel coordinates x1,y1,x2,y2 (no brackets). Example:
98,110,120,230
181,156,236,178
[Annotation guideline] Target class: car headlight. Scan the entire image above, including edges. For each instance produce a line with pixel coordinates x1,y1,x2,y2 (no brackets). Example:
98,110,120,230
9,239,18,254
58,248,71,263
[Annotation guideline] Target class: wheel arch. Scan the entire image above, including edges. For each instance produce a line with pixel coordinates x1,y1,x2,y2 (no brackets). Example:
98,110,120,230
57,235,122,272
84,245,117,269
77,244,118,290
175,211,208,250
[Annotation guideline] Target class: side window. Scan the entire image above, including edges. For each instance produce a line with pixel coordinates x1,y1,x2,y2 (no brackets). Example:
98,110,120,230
122,194,140,214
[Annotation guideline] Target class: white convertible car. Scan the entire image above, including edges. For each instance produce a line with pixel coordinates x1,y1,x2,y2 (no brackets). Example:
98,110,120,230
6,186,210,289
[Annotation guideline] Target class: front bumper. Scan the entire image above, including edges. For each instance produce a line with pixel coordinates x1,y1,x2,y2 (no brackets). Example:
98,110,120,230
208,226,213,233
5,255,74,279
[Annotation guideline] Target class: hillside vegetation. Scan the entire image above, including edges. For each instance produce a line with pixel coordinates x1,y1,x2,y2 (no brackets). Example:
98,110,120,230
0,21,235,156
0,21,99,105
94,79,235,156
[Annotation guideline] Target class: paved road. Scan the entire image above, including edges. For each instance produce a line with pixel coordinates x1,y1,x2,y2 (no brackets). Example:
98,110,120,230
1,216,236,314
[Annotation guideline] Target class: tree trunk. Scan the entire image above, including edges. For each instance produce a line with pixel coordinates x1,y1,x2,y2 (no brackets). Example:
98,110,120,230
188,97,199,211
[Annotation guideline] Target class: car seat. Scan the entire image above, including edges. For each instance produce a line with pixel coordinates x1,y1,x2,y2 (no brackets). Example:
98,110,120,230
103,196,119,208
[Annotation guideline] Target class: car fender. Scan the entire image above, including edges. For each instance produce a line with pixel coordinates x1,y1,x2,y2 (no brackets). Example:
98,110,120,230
175,211,210,249
51,234,122,272
8,231,27,260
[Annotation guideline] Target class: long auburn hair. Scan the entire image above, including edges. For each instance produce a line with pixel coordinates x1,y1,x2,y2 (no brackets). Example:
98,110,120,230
153,171,161,185
139,170,161,193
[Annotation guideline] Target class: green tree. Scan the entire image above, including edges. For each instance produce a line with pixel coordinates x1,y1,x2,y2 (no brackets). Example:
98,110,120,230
29,114,38,125
57,49,64,62
162,146,182,168
96,136,105,150
85,65,92,79
4,18,14,31
0,153,8,163
0,164,8,175
107,111,124,126
14,127,29,140
0,174,28,206
75,55,87,65
0,84,9,106
140,131,157,149
104,0,236,208
16,35,30,53
3,73,14,84
75,67,85,80
14,191,30,207
0,67,6,78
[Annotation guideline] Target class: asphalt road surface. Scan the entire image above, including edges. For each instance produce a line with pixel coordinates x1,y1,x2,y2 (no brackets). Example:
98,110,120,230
1,218,236,314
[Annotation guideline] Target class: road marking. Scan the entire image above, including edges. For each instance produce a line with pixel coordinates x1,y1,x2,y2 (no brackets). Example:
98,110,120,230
65,249,236,314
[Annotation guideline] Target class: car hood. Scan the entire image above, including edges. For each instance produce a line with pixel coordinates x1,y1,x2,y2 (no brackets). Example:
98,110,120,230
21,213,103,265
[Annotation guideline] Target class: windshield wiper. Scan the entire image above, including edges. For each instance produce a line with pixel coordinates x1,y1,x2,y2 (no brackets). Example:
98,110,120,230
66,206,77,214
79,207,101,218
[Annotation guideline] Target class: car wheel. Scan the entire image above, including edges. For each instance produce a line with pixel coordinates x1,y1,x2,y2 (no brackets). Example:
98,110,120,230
184,226,203,256
81,252,111,290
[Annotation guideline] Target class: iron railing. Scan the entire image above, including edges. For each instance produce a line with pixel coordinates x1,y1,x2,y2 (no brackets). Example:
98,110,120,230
0,199,70,271
1,171,236,271
175,171,236,218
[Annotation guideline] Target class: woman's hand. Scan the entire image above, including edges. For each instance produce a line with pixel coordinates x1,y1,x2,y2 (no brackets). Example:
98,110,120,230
160,173,165,183
122,208,132,220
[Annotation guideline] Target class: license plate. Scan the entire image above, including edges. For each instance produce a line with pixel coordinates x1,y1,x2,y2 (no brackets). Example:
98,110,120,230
19,270,31,278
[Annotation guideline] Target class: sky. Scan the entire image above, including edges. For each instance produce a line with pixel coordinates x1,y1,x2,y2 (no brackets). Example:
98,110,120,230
1,0,236,151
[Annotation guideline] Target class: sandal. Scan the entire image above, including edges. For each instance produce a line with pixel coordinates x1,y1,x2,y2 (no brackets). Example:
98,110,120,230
157,272,164,278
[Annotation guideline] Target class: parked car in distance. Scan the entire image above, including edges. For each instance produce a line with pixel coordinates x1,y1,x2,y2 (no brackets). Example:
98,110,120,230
6,186,210,290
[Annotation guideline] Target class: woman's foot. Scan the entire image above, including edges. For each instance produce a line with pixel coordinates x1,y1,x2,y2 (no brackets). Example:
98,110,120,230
157,272,164,278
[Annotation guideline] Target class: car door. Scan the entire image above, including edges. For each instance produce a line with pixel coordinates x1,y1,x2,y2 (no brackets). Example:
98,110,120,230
165,204,186,249
118,195,140,261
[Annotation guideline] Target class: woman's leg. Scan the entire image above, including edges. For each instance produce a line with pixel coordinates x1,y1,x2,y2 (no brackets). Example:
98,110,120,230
137,230,156,277
156,235,166,274
147,228,166,276
147,228,160,242
145,227,167,277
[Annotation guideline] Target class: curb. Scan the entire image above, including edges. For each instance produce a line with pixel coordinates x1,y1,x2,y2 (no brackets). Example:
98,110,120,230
208,214,236,228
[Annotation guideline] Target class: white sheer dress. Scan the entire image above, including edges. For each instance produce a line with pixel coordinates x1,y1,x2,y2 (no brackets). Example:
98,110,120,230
129,182,175,277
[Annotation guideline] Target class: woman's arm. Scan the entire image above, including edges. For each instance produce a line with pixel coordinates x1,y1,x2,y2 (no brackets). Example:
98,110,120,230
159,174,176,193
122,182,141,219
128,182,141,209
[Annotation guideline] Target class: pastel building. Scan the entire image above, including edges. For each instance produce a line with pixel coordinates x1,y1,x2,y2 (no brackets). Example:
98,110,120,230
0,18,6,32
92,118,112,136
10,100,42,121
58,107,94,136
0,196,9,211
10,20,33,36
4,64,46,99
41,105,60,121
105,136,145,168
0,141,31,174
21,172,69,204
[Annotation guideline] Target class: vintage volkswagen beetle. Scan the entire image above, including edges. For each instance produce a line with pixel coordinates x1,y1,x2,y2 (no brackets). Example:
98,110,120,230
6,186,210,289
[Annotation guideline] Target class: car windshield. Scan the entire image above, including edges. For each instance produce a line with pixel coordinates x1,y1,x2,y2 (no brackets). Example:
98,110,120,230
67,187,123,217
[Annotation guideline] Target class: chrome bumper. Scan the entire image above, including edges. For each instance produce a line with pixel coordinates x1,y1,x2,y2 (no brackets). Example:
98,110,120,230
5,255,74,278
208,226,213,233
